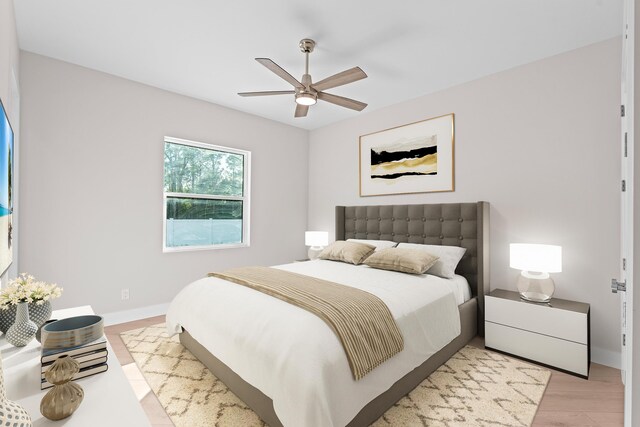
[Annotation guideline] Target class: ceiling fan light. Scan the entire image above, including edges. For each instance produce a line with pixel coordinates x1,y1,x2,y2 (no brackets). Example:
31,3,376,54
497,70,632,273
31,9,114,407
295,92,317,106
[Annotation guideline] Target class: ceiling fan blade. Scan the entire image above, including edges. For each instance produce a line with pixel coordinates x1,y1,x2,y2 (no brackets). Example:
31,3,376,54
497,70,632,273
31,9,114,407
317,92,367,111
238,90,295,97
255,58,303,88
311,67,367,92
294,104,309,118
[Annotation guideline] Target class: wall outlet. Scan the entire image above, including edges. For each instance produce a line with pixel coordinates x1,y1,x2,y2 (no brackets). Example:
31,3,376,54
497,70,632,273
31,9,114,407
121,288,129,301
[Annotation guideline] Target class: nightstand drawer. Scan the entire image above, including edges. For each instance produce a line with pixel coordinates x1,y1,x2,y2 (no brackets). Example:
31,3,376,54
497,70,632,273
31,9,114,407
486,294,588,344
485,321,589,376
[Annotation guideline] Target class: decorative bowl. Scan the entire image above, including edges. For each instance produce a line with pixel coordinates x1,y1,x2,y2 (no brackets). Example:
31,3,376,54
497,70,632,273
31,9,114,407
36,319,58,343
40,315,104,349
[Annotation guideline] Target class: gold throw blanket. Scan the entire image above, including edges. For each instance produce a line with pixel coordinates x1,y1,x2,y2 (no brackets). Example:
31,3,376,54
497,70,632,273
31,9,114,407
208,266,404,380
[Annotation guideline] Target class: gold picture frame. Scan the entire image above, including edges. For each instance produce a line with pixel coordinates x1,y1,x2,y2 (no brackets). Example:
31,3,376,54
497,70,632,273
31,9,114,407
359,113,455,197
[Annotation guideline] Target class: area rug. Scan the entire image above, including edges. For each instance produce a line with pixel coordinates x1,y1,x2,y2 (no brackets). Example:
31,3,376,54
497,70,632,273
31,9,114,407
121,324,550,427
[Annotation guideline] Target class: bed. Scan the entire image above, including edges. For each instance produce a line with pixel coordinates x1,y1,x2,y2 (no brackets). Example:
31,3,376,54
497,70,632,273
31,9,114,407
166,201,490,427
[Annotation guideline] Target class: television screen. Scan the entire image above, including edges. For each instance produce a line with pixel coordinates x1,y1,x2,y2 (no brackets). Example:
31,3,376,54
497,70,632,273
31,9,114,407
0,99,13,276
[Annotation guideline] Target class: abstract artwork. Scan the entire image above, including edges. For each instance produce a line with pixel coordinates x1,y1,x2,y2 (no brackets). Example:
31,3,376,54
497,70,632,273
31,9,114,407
0,99,13,276
360,114,454,196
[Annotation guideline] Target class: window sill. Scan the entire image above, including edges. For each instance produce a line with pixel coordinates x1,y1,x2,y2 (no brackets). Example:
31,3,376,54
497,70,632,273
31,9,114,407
163,243,250,253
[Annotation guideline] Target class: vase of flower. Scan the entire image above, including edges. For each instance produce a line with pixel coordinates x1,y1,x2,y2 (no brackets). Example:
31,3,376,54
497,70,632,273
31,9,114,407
6,302,38,347
0,301,53,333
0,274,62,334
28,300,53,327
0,355,32,426
0,304,17,333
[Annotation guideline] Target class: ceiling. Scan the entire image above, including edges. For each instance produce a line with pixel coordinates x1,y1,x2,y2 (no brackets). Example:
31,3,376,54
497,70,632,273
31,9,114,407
14,0,622,130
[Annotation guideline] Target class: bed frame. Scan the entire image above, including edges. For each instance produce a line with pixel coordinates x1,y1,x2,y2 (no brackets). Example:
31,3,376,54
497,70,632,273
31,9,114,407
180,201,490,427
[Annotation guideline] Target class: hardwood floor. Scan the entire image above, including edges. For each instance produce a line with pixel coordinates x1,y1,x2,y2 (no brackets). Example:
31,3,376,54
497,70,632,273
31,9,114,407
106,318,624,427
467,336,624,427
105,316,174,426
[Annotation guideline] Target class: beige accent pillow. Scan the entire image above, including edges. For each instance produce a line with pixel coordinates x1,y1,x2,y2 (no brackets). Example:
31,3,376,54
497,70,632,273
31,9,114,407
364,247,440,274
318,240,376,265
396,243,466,279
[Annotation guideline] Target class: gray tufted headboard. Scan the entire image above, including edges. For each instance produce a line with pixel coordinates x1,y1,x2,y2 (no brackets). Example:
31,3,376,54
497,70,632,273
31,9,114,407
335,202,490,334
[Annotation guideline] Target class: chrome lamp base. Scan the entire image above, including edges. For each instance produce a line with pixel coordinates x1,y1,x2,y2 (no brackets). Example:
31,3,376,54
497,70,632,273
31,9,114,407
307,246,324,260
517,271,555,303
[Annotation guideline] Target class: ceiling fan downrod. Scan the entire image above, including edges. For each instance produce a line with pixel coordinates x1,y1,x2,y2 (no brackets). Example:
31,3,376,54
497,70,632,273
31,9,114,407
299,39,315,87
299,38,315,75
298,39,316,102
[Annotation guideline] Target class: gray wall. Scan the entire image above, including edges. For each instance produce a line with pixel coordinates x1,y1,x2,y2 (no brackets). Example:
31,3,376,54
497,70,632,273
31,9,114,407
0,0,20,282
0,0,18,118
19,52,309,314
307,38,622,366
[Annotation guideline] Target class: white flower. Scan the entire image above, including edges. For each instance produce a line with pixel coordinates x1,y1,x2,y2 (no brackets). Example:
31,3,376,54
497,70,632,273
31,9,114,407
0,273,63,308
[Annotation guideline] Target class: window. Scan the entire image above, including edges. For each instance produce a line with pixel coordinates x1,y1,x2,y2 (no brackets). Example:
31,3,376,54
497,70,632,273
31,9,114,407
163,137,250,251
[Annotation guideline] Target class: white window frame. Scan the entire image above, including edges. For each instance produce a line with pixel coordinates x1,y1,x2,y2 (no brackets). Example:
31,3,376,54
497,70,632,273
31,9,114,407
163,136,251,252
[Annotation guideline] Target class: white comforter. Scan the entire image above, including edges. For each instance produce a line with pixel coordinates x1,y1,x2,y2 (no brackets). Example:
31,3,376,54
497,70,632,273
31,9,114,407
166,260,462,427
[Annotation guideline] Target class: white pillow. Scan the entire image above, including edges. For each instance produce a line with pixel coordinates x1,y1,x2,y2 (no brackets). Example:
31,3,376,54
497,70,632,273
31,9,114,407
347,239,398,251
396,243,466,279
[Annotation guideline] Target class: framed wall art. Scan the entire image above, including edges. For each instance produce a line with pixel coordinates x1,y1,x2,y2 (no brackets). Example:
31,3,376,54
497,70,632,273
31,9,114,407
0,98,13,275
359,113,454,196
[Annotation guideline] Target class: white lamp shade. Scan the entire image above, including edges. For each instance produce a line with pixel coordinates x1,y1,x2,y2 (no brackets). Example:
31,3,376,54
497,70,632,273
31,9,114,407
305,231,328,247
510,243,562,273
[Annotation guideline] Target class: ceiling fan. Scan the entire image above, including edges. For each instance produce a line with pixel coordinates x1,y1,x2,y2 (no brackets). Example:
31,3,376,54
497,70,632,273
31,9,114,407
238,38,368,118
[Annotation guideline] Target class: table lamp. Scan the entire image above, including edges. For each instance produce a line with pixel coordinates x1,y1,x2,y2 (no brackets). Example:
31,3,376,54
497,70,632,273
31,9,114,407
305,231,328,260
510,243,562,303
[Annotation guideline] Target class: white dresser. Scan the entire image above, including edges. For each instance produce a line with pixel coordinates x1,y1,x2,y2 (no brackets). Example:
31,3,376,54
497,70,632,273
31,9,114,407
1,305,150,426
485,289,590,378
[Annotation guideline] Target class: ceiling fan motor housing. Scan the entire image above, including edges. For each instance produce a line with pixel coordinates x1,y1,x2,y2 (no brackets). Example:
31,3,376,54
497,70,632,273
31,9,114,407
301,74,313,89
295,73,317,105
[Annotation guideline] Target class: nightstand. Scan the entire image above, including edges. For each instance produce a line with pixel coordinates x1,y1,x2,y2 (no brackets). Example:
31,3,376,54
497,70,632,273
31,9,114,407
485,289,590,378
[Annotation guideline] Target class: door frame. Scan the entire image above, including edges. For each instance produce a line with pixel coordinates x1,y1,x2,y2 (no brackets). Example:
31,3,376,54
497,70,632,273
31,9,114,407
626,0,636,425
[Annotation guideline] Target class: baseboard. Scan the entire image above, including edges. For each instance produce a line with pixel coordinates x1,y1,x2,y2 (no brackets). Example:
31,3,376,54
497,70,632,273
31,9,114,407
591,346,621,369
103,303,170,326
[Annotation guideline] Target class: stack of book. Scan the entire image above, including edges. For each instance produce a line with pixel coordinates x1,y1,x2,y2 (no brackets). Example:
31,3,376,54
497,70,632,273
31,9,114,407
41,336,109,390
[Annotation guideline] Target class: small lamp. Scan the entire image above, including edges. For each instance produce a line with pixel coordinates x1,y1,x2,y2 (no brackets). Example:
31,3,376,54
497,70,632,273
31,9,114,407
510,243,562,303
305,231,328,260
